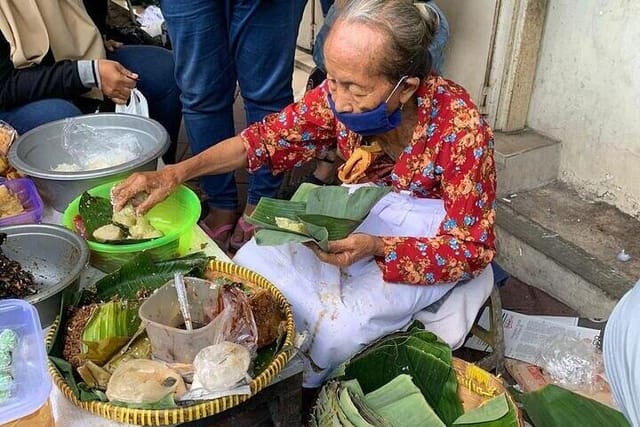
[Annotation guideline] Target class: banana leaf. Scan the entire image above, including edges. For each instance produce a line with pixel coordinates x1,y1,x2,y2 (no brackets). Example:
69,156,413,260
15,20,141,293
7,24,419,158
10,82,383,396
247,185,390,248
81,300,141,365
298,214,361,240
77,360,112,389
91,252,212,302
519,385,630,427
339,387,375,427
305,186,391,221
453,393,519,427
103,333,152,373
290,182,321,202
364,374,445,427
79,191,113,237
343,327,463,426
110,392,177,410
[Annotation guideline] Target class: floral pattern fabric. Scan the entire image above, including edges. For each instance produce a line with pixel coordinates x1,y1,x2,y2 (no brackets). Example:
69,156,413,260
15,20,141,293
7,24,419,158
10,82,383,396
240,75,496,286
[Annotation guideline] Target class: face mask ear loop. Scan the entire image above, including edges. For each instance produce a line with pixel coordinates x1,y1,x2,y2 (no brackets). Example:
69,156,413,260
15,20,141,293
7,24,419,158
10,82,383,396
384,75,409,104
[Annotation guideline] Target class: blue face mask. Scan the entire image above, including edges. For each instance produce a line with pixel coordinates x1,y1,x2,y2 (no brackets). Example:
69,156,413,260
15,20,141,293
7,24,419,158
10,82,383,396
328,76,408,136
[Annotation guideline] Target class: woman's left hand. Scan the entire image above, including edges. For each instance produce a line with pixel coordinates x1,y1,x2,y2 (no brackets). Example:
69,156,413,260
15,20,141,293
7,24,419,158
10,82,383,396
308,233,384,267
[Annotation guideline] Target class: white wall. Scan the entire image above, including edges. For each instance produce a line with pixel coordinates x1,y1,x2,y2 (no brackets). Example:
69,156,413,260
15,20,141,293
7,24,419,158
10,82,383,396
527,0,640,216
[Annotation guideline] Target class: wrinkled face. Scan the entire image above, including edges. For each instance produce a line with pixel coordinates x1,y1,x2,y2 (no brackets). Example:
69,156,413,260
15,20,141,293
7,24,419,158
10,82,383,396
324,21,401,114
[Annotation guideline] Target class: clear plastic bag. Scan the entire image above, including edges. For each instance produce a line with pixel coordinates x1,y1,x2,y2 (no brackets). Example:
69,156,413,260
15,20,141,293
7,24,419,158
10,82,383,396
536,334,606,393
203,284,259,356
57,121,142,171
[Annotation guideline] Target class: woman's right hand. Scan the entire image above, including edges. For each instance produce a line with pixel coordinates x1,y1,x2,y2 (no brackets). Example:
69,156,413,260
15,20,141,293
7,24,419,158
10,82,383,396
97,59,138,104
111,168,181,215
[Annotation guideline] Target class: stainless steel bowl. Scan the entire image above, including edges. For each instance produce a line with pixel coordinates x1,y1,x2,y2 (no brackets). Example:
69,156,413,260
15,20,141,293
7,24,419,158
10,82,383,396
8,113,169,211
1,224,90,328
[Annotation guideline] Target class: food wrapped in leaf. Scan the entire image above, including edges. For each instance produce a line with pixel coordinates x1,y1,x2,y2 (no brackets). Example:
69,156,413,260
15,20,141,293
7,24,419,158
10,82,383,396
106,359,186,408
103,334,152,373
77,360,112,390
81,300,141,365
246,185,390,250
63,301,140,367
192,342,251,392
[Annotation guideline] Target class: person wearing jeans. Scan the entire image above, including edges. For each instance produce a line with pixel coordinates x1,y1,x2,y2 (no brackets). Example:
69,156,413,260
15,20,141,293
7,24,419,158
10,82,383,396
158,0,307,251
0,1,181,165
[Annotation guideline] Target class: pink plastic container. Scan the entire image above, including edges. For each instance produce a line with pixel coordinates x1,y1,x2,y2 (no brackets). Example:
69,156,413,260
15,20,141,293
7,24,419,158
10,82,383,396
0,178,44,226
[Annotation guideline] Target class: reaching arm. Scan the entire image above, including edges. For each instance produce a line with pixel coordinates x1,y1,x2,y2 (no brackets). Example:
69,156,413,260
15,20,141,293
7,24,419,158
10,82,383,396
112,135,248,214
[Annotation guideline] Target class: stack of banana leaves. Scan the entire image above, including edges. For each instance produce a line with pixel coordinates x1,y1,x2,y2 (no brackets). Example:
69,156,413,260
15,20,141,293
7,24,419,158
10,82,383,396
245,183,390,250
311,323,631,427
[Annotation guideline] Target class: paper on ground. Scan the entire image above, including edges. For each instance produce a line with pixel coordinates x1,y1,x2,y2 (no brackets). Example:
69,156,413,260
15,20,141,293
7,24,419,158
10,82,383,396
464,309,601,365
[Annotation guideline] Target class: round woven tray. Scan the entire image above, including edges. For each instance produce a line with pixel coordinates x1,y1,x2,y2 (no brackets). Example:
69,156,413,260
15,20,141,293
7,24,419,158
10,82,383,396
453,358,524,426
46,260,296,426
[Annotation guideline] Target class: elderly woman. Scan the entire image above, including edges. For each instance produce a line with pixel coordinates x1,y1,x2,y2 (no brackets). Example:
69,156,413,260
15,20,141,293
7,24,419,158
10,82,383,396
113,0,497,387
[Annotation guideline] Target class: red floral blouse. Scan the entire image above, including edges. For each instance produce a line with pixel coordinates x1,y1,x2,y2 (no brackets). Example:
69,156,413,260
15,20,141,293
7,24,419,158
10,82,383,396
240,75,496,286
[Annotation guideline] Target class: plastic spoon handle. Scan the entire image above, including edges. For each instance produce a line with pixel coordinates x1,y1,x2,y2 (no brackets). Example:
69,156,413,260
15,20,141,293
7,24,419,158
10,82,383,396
174,272,193,331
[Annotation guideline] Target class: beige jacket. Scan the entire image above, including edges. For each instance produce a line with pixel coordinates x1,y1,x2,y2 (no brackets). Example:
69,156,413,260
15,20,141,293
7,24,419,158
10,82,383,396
0,0,105,69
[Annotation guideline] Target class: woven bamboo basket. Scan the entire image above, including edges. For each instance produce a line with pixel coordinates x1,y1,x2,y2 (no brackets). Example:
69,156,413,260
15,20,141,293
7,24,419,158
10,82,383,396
453,358,524,426
46,260,296,426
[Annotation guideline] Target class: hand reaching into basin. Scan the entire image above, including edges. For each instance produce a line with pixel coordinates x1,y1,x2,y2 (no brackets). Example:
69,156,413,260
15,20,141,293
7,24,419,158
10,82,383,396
112,168,181,215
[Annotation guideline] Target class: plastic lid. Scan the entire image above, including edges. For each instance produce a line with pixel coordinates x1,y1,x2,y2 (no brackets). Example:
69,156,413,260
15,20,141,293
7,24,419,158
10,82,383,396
0,299,52,424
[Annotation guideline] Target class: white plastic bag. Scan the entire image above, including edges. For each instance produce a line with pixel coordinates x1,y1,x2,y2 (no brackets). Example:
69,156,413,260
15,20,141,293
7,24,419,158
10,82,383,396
115,88,149,117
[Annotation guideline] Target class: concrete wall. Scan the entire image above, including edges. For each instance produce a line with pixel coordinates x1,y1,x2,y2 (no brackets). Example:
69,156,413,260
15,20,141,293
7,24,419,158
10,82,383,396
527,0,640,217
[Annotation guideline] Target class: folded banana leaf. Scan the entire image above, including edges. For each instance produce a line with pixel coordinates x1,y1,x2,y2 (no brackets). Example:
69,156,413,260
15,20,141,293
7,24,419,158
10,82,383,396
81,300,141,365
247,185,390,250
103,333,152,373
519,384,630,427
453,393,519,426
364,374,445,427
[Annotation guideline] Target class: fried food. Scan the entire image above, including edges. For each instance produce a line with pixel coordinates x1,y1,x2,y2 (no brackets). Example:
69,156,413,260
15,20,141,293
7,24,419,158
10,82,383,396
0,185,24,218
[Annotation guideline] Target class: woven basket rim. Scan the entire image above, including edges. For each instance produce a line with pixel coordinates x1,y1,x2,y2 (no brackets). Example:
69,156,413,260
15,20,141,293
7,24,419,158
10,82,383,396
47,260,297,426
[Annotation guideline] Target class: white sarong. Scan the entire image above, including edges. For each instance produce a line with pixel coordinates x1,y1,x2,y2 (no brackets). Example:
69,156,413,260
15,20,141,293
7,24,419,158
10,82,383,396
604,280,640,426
234,189,493,386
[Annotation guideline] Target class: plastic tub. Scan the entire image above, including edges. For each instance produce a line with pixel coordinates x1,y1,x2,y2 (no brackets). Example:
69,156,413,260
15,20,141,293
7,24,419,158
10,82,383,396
0,178,43,226
8,114,169,212
139,277,221,363
62,180,201,272
0,299,53,426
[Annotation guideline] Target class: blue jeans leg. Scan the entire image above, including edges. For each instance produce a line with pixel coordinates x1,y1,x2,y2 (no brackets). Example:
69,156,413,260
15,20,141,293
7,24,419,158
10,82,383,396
0,99,82,135
232,0,307,206
159,0,238,210
108,45,182,164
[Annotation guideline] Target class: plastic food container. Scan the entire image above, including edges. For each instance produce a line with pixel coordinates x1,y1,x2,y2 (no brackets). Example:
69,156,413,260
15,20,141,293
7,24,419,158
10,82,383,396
139,277,221,364
0,178,43,226
8,114,169,212
0,299,53,426
61,180,201,272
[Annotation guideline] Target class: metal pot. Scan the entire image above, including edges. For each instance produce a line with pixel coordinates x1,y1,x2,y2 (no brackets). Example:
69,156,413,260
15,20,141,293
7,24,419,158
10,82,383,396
8,113,169,212
0,224,90,328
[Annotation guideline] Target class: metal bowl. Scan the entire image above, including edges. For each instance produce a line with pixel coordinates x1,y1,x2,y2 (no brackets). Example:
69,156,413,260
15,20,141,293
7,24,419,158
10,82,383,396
1,224,90,328
8,113,169,211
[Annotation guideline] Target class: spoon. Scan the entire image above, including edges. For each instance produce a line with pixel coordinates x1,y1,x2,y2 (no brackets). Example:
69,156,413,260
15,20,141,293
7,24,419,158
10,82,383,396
174,272,193,331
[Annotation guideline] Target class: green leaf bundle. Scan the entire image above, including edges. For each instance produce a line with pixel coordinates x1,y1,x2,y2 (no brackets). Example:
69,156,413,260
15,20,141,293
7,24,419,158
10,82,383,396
342,325,463,425
520,384,630,427
246,185,390,250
